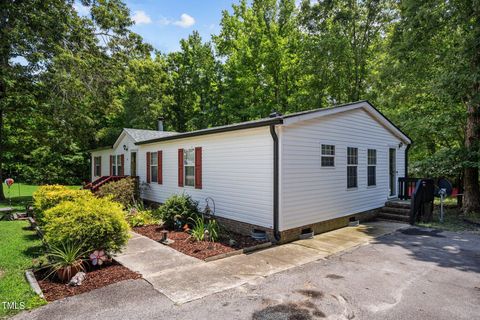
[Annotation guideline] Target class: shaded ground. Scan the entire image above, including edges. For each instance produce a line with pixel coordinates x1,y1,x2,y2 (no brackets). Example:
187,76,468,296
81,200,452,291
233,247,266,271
14,226,480,320
418,205,480,233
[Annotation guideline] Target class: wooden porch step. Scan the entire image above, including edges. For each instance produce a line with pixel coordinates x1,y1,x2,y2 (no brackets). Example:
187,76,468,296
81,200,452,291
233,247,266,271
385,200,411,210
377,212,410,223
381,206,410,216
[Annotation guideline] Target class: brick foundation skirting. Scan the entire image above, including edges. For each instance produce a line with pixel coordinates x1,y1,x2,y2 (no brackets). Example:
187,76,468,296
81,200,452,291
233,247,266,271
141,197,380,244
277,209,379,243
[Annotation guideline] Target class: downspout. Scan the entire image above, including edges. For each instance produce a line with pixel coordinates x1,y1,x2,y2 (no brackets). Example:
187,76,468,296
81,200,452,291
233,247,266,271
269,124,281,242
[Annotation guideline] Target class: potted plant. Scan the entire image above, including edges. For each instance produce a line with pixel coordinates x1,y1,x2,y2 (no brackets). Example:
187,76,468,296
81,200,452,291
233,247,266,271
45,242,87,282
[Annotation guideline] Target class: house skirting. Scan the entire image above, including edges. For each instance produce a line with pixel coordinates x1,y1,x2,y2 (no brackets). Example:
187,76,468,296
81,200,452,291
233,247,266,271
277,209,379,243
213,208,379,244
141,197,379,244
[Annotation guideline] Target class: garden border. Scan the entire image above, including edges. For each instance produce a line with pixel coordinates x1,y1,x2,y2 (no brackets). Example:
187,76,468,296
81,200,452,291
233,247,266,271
203,241,272,262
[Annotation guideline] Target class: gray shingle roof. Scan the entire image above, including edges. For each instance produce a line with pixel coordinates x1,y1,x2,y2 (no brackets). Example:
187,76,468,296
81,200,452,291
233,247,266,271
124,128,178,143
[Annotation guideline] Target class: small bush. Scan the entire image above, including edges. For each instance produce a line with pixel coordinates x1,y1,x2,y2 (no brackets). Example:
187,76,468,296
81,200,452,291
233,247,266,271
33,185,93,224
155,193,200,228
43,196,130,253
97,178,138,208
126,209,159,227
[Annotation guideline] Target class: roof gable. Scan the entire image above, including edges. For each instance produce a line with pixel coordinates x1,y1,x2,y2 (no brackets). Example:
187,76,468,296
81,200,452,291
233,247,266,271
113,128,178,149
282,101,412,144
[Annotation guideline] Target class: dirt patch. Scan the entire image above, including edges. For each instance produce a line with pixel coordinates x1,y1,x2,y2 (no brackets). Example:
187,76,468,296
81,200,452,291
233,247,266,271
325,274,344,280
133,225,267,260
297,289,324,299
35,261,141,302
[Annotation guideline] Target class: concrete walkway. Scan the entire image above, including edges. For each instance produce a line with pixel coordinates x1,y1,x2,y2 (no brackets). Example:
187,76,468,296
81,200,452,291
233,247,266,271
114,232,202,277
117,221,406,304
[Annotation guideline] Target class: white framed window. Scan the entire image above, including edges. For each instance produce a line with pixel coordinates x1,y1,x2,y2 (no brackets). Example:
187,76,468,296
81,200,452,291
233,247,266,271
367,149,377,186
321,144,335,167
112,156,117,176
150,152,158,182
117,155,122,176
184,148,195,187
94,156,101,176
347,147,358,188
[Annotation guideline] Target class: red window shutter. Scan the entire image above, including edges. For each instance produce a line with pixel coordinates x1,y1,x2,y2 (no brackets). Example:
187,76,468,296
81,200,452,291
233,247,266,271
109,155,113,176
120,154,125,176
195,147,202,189
146,152,151,183
158,151,163,184
178,149,184,187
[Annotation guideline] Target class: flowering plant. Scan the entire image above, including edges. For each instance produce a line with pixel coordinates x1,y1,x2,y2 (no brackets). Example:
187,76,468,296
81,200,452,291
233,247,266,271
89,250,107,266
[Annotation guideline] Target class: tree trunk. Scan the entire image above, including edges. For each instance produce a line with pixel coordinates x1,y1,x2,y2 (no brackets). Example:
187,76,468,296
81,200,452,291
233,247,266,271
463,101,480,213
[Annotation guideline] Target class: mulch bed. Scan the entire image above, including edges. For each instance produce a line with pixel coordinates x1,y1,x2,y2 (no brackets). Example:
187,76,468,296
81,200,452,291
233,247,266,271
35,261,141,302
133,225,267,260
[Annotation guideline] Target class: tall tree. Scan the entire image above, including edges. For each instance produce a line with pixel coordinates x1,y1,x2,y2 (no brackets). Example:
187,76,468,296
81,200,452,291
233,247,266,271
167,31,223,131
214,0,302,120
391,0,480,212
0,0,152,188
298,0,395,105
0,0,77,199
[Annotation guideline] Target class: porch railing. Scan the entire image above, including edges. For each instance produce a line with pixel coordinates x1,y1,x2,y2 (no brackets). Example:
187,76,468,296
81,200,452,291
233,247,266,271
398,177,420,200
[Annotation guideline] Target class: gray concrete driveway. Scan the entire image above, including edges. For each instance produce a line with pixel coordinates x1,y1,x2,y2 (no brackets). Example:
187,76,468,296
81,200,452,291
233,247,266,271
14,227,480,320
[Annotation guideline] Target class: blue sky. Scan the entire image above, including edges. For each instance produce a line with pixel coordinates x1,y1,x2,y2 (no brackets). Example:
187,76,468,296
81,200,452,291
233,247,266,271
75,0,236,53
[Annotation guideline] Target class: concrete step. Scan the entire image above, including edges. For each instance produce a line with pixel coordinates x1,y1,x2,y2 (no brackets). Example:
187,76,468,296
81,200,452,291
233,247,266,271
377,212,410,223
385,200,411,209
381,206,410,216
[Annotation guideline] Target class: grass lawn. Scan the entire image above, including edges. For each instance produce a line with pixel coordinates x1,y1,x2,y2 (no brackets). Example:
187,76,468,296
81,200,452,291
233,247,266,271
0,184,81,217
0,221,46,318
418,200,480,233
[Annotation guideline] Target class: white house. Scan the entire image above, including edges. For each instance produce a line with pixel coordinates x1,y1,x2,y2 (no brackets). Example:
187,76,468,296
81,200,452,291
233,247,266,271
90,101,412,242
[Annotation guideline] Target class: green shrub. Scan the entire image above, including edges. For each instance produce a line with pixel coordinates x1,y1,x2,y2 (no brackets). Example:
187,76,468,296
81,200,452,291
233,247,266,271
33,185,93,224
155,193,200,228
43,196,130,253
97,178,138,208
126,209,159,227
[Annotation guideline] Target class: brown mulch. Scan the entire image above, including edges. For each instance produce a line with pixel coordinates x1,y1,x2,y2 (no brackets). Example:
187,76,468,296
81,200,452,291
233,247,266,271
35,261,142,302
133,225,267,260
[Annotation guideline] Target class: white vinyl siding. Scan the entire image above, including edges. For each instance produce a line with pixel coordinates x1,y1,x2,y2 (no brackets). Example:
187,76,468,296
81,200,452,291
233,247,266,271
91,149,111,180
138,127,274,228
90,132,137,181
279,107,406,231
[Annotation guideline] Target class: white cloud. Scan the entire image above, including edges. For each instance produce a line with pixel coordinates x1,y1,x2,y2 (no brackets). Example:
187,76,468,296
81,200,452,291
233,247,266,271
132,11,152,25
158,16,173,26
173,13,195,28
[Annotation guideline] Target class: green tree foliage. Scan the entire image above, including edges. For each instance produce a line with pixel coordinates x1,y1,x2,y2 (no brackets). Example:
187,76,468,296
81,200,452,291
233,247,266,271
381,0,480,212
214,0,302,118
167,31,224,131
1,0,479,210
